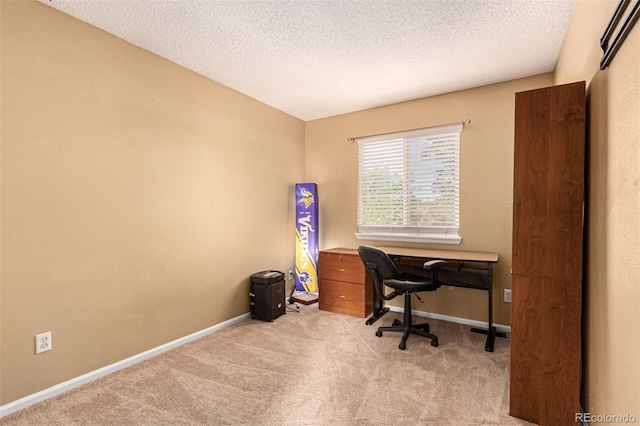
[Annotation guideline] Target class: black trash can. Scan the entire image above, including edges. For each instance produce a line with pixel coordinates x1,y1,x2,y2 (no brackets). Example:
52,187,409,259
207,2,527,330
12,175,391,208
249,271,285,321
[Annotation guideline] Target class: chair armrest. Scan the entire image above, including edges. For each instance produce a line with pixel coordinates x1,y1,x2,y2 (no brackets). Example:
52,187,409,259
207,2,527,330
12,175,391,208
423,260,447,286
423,260,447,270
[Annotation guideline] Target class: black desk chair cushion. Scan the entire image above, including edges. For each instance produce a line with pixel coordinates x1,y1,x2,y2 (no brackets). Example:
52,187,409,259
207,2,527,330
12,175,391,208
358,245,446,350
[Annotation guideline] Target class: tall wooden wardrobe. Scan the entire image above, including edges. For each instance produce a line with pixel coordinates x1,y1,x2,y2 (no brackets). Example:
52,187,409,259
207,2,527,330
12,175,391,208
510,81,586,426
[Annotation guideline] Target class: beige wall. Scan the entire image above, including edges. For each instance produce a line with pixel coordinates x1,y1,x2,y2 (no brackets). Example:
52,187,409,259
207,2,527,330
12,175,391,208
555,0,617,87
0,1,304,404
305,73,555,325
556,0,640,416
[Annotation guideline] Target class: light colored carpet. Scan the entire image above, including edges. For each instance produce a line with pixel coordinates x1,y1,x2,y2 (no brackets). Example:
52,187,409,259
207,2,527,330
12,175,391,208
2,304,533,425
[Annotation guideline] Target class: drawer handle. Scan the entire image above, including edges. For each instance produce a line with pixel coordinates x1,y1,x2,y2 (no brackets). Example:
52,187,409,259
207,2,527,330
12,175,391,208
338,295,345,298
337,268,346,272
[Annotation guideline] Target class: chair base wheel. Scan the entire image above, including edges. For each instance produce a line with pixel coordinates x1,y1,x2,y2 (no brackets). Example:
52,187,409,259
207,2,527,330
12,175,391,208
375,321,439,349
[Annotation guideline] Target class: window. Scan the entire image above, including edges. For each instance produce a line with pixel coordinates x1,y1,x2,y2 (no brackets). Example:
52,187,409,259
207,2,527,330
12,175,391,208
356,123,462,244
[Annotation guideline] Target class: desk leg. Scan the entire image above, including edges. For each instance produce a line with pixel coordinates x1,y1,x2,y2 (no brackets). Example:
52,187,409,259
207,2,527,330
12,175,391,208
365,290,389,326
470,264,507,352
470,326,507,352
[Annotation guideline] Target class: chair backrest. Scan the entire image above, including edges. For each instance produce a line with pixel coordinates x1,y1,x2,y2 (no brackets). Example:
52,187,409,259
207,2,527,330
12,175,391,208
358,245,401,301
357,245,398,280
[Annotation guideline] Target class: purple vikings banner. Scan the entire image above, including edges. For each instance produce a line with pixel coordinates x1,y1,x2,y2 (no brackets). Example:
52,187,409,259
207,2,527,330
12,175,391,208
295,183,319,293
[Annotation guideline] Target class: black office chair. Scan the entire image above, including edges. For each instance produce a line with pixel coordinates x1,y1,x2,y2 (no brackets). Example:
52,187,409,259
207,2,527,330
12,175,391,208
358,245,447,350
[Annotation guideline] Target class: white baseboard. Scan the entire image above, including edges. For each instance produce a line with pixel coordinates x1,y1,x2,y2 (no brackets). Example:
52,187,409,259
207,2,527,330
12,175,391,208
387,305,511,334
0,312,251,418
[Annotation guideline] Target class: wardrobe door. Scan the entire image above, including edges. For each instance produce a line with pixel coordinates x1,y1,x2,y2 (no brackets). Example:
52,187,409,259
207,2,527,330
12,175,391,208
510,81,585,426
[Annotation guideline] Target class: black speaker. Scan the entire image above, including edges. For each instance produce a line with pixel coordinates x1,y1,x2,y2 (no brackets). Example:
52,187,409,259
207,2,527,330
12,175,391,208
249,271,285,322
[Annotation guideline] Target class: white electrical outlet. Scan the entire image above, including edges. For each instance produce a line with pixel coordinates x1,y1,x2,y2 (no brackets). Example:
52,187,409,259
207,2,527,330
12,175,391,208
35,331,52,354
504,289,512,303
288,270,294,280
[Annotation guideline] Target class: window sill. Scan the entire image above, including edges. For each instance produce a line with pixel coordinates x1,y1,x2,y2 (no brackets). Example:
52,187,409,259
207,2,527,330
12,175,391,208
354,232,462,245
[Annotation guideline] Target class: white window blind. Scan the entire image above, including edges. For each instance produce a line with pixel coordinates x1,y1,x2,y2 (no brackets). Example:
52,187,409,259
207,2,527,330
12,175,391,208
356,124,462,244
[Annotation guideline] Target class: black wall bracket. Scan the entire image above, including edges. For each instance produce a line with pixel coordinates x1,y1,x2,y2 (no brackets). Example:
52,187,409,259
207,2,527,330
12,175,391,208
600,0,640,70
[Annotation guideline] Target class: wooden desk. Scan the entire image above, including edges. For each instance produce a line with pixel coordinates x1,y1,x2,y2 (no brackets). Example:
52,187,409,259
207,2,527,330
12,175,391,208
371,246,504,352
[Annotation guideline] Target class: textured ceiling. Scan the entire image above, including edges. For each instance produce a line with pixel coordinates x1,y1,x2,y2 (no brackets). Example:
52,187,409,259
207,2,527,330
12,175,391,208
41,0,576,121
